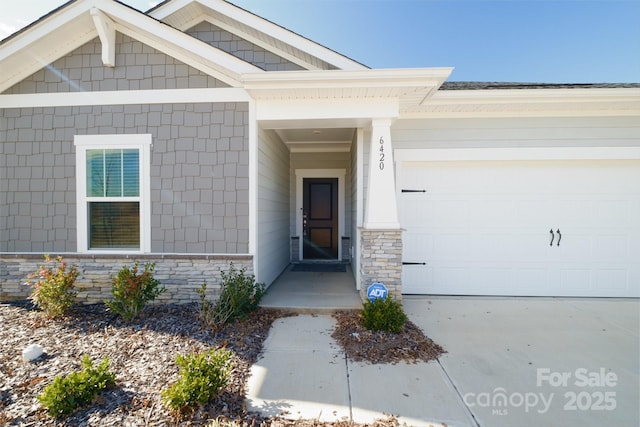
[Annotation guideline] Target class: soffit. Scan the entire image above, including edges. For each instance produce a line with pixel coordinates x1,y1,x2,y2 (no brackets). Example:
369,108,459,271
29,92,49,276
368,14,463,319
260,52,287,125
406,88,640,118
275,128,355,152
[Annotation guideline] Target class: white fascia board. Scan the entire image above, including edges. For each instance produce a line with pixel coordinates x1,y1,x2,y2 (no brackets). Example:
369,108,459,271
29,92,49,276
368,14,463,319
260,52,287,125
429,88,640,105
403,88,640,119
243,68,454,90
95,0,263,85
394,147,640,162
203,17,323,71
211,0,367,71
0,2,97,92
146,0,195,17
0,88,250,108
255,98,399,123
152,0,367,70
0,1,90,60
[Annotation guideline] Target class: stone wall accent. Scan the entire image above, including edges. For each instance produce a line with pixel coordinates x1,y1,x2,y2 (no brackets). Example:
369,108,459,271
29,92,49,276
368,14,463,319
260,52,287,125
0,253,254,304
359,228,403,301
341,236,350,262
3,33,226,94
290,236,300,262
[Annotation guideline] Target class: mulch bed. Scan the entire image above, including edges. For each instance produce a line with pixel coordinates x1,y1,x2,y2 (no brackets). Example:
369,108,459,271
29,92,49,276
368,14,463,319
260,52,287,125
331,311,446,365
0,302,444,426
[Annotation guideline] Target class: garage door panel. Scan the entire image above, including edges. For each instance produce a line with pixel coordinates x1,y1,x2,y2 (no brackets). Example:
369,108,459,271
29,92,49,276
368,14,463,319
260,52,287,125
399,160,640,297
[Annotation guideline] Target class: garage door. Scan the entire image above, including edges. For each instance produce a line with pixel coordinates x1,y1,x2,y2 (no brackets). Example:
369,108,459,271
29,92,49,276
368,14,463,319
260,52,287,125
398,159,640,297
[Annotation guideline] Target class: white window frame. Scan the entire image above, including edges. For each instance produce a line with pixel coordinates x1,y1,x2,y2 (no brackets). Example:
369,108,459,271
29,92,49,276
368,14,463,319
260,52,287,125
74,134,152,253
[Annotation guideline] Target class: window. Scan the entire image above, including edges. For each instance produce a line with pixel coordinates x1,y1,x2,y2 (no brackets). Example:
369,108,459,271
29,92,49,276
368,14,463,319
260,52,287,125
75,135,151,252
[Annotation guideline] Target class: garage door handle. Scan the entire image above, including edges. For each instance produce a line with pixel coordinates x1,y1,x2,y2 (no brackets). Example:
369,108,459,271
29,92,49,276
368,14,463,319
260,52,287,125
549,229,555,246
403,262,426,265
557,229,561,246
401,189,426,193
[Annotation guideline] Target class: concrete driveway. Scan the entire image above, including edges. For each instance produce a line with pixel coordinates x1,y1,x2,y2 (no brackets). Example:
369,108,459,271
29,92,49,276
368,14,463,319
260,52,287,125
404,297,640,427
247,297,639,426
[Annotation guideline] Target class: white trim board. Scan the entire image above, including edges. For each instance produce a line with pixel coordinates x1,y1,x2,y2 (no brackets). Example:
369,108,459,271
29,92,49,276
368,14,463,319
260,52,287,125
0,88,250,109
295,169,346,261
395,147,640,163
74,134,152,254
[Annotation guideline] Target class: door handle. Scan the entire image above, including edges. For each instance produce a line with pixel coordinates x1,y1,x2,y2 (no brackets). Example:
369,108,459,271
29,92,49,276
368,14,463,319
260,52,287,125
557,229,561,246
549,229,555,246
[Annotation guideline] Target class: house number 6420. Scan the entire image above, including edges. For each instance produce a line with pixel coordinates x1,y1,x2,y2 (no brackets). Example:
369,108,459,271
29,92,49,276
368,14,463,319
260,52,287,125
379,136,385,170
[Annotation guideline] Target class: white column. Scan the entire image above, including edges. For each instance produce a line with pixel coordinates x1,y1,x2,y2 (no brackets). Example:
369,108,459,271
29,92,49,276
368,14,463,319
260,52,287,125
363,119,400,229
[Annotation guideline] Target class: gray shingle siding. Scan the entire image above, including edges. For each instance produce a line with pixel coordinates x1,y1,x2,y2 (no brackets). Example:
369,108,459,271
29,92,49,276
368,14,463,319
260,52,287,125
3,33,228,94
187,21,304,71
0,102,249,254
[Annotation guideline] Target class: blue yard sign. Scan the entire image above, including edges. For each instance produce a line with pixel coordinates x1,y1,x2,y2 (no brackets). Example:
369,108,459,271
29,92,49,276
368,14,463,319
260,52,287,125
367,282,388,302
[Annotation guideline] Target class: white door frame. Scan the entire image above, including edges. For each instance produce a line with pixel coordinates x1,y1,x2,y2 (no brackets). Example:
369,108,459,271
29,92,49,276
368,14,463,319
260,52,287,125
295,169,346,261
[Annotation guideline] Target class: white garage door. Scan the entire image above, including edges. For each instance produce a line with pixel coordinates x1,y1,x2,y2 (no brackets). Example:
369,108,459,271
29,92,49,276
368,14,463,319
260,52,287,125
398,159,640,297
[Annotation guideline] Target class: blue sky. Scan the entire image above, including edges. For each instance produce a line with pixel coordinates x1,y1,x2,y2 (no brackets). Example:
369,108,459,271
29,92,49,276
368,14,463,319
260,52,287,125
1,0,638,83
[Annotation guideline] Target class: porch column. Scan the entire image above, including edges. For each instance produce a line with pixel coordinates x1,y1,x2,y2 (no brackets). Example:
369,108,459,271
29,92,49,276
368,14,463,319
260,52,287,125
363,119,399,229
360,119,403,301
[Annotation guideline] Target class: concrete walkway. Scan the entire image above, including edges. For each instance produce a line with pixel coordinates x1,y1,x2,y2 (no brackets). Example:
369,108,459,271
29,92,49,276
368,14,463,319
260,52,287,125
246,297,640,426
260,265,361,312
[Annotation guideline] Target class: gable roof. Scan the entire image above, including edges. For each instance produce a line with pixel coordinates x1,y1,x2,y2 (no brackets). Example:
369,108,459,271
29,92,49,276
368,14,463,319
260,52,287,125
148,0,368,71
0,0,369,94
0,0,274,92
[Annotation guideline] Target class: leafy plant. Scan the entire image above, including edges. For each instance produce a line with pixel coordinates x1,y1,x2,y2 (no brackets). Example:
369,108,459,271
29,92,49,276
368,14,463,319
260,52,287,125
161,348,233,414
26,255,79,318
211,264,266,326
37,355,116,418
361,294,408,333
105,262,166,322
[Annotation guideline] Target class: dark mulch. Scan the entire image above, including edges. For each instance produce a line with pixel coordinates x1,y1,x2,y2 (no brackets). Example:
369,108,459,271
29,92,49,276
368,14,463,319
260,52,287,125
331,311,446,365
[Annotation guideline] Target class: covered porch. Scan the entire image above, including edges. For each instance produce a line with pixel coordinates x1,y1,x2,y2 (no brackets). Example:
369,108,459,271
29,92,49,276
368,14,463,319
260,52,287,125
247,68,453,301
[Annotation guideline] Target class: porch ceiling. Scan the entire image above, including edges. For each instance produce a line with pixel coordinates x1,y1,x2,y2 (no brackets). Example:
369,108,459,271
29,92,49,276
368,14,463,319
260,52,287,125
275,128,354,152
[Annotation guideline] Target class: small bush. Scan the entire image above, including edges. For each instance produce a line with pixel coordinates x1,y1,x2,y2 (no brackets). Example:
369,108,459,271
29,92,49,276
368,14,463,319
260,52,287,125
197,283,216,328
161,348,233,414
361,294,408,333
26,255,79,318
38,355,116,418
105,262,166,322
210,264,266,326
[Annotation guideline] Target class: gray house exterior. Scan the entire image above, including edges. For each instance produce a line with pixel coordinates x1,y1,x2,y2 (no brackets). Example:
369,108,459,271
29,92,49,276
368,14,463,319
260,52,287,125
1,0,639,302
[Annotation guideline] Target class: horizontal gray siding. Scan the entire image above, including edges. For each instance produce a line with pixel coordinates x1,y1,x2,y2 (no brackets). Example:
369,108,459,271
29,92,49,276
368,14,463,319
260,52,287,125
0,102,249,254
3,33,227,94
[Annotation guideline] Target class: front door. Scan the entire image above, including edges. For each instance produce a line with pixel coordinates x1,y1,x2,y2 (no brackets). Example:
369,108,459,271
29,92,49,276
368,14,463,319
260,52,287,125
303,178,338,259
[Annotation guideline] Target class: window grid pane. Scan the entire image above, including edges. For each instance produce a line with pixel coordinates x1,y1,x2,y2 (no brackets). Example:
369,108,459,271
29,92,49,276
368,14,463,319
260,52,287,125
87,150,105,197
89,202,140,249
87,149,140,198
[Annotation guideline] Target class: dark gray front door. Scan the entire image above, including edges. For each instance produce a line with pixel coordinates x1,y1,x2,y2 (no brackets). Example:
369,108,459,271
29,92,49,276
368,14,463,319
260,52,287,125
303,178,338,259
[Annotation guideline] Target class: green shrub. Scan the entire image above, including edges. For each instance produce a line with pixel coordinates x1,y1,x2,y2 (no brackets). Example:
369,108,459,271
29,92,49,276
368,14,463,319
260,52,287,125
209,264,266,327
26,255,79,318
361,294,408,333
38,355,116,418
161,348,233,413
105,262,166,322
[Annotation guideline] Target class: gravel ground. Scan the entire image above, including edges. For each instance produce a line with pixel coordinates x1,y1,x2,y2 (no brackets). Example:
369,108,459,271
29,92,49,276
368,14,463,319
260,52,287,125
0,303,422,426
